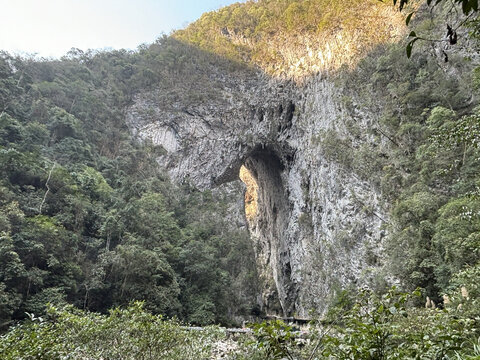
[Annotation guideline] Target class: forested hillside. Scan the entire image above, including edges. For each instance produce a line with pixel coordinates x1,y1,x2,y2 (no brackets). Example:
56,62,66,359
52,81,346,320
341,44,480,300
174,0,404,77
0,43,259,329
321,9,480,303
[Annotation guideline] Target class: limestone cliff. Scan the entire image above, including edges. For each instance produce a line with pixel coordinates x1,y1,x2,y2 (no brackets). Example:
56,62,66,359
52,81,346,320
125,1,405,317
127,76,388,317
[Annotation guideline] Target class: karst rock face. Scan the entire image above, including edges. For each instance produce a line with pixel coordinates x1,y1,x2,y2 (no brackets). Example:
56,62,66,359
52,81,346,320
126,62,387,317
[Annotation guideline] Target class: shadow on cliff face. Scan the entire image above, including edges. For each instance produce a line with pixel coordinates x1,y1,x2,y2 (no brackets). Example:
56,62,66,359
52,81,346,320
127,27,416,317
128,34,371,317
130,36,257,98
242,146,291,315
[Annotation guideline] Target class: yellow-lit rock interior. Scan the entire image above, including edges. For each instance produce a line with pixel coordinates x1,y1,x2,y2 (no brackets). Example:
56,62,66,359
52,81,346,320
239,165,258,221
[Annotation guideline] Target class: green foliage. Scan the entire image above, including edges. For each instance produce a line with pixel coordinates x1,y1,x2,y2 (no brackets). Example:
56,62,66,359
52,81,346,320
0,45,259,328
322,287,478,359
0,302,224,360
431,110,480,150
445,264,480,321
249,320,296,360
322,288,412,359
433,197,480,288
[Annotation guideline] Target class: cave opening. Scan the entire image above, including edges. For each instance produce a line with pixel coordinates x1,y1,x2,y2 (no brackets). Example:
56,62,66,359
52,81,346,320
238,146,286,226
239,165,258,223
237,146,295,315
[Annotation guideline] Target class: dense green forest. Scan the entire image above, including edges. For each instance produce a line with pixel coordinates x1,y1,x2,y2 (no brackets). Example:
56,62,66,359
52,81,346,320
0,40,260,330
1,0,480,358
328,16,480,301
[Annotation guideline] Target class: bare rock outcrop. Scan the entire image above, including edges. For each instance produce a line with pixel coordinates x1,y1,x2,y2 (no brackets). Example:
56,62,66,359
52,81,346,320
126,56,387,317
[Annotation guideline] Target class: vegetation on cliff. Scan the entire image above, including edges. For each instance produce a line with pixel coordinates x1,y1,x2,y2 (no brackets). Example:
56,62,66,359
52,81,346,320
174,0,404,78
321,10,480,302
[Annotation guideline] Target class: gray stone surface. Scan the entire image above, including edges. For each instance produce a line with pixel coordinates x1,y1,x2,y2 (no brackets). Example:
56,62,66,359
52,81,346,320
126,66,388,317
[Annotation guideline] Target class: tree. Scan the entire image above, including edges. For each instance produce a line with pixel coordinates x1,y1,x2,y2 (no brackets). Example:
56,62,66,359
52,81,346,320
388,0,479,57
109,242,181,316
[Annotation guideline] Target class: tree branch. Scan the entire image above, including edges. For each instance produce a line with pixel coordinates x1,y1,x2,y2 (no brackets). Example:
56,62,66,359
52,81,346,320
39,163,56,214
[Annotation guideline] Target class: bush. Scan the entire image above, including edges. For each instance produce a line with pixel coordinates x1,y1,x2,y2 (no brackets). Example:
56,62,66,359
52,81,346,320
0,301,224,360
321,287,478,359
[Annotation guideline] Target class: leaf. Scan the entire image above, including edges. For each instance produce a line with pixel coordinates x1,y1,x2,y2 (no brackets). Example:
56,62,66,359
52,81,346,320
472,0,479,11
406,38,419,58
462,0,472,14
406,12,415,25
408,31,417,37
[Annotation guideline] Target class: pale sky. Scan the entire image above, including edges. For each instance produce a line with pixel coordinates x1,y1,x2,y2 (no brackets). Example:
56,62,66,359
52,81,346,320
0,0,242,58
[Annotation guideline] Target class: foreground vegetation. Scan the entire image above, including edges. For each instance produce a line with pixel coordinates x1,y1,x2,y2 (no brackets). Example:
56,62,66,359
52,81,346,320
0,302,224,360
242,284,480,359
1,284,479,359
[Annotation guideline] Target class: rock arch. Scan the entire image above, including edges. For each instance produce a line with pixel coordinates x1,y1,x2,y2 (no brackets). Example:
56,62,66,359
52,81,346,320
127,72,387,317
240,145,297,315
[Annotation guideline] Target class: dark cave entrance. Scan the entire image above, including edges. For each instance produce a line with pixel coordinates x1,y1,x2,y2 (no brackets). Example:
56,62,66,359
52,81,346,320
238,146,287,232
238,146,294,315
